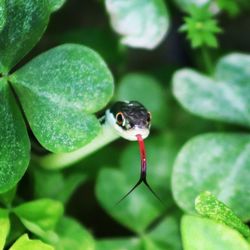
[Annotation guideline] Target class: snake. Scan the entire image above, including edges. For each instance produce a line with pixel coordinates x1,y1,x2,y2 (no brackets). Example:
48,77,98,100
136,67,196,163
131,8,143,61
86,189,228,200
104,101,162,204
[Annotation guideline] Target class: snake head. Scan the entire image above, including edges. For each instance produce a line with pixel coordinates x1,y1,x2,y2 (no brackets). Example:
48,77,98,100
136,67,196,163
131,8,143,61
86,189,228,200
106,101,151,141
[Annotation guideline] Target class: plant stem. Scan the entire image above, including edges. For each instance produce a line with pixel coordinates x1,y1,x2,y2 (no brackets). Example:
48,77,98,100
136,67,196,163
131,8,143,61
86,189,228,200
201,46,213,75
34,123,120,170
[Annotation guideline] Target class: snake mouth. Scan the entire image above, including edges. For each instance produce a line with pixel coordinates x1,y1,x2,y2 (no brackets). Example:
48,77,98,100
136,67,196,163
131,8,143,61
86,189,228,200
123,127,150,141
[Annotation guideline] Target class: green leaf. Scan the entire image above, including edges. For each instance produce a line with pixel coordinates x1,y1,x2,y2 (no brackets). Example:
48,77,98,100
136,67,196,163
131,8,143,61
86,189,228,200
195,191,250,239
0,209,10,250
116,73,168,130
13,199,64,240
10,234,54,250
10,44,114,152
181,216,250,250
172,133,250,221
33,167,86,204
173,67,250,127
54,217,95,250
0,78,30,193
105,0,169,49
0,0,50,73
96,134,179,233
0,0,6,32
49,0,66,12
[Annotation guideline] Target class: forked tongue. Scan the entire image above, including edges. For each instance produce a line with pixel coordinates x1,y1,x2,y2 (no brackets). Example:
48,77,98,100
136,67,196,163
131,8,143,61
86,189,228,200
116,134,163,205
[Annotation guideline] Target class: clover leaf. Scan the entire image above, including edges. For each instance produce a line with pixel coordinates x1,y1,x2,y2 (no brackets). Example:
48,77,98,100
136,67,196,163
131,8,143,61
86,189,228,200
105,0,169,49
0,0,114,194
10,44,114,152
173,53,250,127
172,133,250,221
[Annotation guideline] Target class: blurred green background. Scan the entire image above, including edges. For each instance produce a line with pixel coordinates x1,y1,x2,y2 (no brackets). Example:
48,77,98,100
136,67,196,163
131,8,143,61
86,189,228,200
8,0,250,249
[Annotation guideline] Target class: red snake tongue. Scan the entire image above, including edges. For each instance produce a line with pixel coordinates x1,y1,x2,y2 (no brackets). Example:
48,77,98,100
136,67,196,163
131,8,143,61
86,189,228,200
115,134,164,205
136,134,146,174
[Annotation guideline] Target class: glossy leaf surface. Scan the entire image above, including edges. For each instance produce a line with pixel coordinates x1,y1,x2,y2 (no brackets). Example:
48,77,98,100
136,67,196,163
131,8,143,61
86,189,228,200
0,78,30,193
0,0,50,73
10,44,114,152
172,133,250,221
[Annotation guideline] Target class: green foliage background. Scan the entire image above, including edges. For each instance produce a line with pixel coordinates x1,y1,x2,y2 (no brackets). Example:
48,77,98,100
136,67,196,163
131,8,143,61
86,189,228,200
0,0,250,249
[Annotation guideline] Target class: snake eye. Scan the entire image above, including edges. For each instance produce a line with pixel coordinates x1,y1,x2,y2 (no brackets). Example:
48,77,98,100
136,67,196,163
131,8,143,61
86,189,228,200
147,112,152,123
116,112,125,126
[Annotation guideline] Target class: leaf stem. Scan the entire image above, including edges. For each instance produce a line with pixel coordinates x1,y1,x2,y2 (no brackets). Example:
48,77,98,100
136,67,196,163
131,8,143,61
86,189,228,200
33,123,120,170
201,46,213,75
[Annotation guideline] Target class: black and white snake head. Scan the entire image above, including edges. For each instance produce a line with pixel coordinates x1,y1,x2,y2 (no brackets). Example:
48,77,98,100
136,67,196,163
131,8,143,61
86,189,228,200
106,101,151,141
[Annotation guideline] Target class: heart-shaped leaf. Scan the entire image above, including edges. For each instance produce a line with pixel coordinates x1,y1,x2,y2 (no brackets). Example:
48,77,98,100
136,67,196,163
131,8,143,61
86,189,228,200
10,44,114,152
0,0,50,73
13,199,64,240
96,134,179,233
0,0,6,31
116,73,168,130
105,0,169,49
10,234,54,250
172,133,250,221
181,216,250,250
173,53,250,128
0,209,10,250
54,217,95,250
0,78,30,193
173,69,250,127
